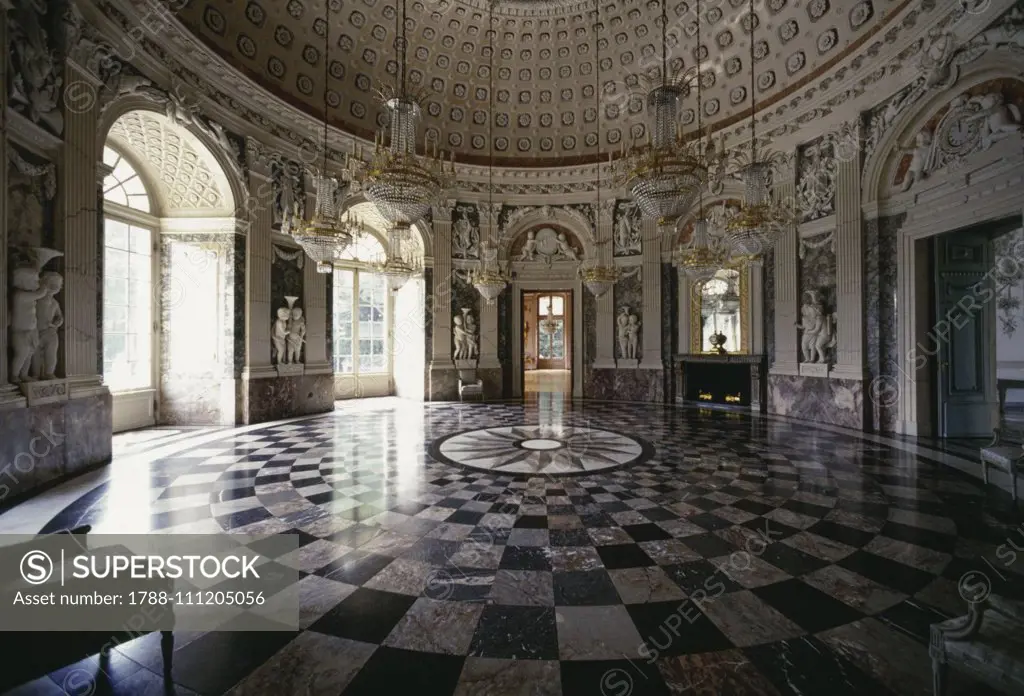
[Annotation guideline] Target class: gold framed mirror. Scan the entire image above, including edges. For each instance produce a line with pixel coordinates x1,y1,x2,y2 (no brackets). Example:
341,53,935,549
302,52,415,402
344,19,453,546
690,267,750,354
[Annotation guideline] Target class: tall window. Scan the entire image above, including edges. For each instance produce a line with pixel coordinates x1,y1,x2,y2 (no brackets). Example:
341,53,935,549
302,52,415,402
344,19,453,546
538,295,565,360
102,147,154,391
332,233,389,375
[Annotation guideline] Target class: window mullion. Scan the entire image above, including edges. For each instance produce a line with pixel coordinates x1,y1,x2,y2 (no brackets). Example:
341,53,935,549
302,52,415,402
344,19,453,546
352,271,360,377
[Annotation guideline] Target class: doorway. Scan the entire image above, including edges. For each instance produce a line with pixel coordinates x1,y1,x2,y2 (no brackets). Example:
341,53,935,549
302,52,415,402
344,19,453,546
522,290,572,396
931,219,1019,437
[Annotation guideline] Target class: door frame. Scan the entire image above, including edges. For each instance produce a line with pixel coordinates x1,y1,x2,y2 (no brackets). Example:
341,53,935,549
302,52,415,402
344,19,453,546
512,281,583,398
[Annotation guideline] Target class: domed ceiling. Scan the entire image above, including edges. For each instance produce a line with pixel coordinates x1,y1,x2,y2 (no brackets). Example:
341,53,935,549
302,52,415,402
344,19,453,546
181,0,892,165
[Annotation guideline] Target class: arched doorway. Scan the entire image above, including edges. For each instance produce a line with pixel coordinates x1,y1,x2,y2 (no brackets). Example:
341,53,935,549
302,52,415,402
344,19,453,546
100,109,240,430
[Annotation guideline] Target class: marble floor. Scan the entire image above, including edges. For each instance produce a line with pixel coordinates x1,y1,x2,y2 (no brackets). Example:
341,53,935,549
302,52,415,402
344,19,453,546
524,369,571,395
2,397,1023,695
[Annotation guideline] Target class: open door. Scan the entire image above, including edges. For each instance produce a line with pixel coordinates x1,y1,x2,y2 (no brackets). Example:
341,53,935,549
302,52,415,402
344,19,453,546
934,230,996,437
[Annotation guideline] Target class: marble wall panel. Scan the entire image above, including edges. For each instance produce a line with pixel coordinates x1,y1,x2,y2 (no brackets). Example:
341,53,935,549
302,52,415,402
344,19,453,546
498,289,512,397
242,374,334,424
232,234,246,378
0,394,112,504
583,288,597,365
799,233,837,310
767,374,864,430
584,368,665,403
325,270,334,368
613,270,642,359
661,262,678,401
864,214,903,432
764,249,776,365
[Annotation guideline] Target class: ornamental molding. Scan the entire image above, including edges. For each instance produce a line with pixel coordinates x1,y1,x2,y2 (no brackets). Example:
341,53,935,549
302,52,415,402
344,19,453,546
75,0,1009,196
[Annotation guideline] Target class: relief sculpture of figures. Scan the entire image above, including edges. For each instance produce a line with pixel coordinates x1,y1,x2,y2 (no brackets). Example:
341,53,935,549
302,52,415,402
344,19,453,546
517,230,537,261
453,310,478,360
272,296,304,364
900,130,933,192
626,313,641,360
971,92,1022,149
8,0,64,135
30,272,63,380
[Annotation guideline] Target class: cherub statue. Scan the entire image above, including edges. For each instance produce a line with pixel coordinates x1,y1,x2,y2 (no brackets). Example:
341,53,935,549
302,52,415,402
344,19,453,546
899,130,932,192
272,307,290,364
286,307,306,364
518,230,537,260
626,313,641,359
30,271,63,380
796,291,832,363
555,232,578,261
463,313,478,359
616,307,630,359
9,267,50,383
971,93,1022,149
452,315,468,359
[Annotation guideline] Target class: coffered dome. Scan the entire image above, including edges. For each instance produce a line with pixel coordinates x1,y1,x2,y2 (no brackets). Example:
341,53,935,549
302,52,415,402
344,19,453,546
182,0,891,165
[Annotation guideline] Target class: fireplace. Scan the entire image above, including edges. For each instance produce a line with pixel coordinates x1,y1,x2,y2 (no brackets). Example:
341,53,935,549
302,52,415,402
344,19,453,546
685,363,750,406
677,354,767,412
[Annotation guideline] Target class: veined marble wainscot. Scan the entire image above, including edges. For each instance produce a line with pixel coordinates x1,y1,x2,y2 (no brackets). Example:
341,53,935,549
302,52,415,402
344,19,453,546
676,354,768,414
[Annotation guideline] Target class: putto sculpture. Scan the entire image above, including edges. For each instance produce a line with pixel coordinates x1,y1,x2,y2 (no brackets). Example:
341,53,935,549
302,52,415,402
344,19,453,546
796,290,836,364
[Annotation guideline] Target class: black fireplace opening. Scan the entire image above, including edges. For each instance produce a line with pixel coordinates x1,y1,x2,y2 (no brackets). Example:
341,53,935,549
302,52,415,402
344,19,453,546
685,363,751,407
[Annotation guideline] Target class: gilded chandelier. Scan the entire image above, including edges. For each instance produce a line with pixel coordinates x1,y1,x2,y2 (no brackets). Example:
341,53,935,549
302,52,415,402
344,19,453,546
580,0,619,299
291,3,353,272
721,0,799,261
350,0,454,234
612,0,708,226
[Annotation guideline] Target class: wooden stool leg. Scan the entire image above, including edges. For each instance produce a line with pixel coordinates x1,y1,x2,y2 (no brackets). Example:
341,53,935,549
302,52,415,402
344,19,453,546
161,630,174,679
982,459,989,485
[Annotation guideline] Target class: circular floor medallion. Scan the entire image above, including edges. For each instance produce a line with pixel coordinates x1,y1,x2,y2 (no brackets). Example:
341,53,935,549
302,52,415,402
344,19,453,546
430,424,651,475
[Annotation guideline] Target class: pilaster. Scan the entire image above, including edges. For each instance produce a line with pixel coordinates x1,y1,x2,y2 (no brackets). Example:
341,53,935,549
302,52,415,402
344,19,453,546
0,7,22,408
748,259,765,356
594,200,616,368
770,160,800,376
639,218,663,369
677,269,693,355
241,140,277,379
832,137,865,380
477,202,502,370
58,60,105,397
429,199,455,368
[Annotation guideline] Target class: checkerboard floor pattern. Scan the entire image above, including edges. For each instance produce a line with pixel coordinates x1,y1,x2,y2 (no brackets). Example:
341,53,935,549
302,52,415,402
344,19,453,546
7,400,1022,695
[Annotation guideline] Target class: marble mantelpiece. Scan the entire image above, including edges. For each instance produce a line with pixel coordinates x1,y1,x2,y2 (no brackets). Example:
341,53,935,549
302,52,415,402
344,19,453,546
675,354,768,413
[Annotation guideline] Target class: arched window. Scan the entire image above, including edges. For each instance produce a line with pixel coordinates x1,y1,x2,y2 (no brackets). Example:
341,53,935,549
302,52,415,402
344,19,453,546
332,232,390,377
102,146,155,393
103,146,151,212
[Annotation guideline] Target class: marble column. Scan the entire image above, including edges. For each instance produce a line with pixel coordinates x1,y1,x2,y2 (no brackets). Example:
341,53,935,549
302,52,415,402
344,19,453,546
428,200,456,398
241,140,276,380
58,60,106,398
593,200,616,368
477,202,502,370
770,160,800,375
0,4,22,409
300,166,330,376
639,218,663,369
832,132,865,380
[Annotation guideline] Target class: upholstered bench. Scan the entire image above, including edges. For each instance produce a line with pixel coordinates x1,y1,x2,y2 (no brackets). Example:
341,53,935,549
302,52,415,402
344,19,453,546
981,426,1024,503
930,594,1024,695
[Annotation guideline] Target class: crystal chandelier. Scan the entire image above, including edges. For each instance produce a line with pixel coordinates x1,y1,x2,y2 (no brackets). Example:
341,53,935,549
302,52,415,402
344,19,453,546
470,239,508,305
722,0,798,260
469,0,509,305
292,2,353,272
581,2,619,299
673,5,727,282
612,0,708,226
351,0,454,234
677,216,727,282
372,226,422,292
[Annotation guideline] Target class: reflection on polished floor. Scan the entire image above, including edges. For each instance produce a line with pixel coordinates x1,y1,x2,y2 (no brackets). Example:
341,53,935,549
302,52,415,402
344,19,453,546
524,369,571,395
1,397,1021,695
